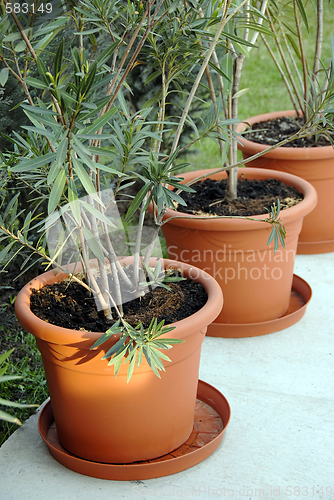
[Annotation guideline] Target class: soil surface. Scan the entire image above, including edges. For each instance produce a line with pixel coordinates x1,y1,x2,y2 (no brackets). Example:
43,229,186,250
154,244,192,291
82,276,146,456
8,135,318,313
176,177,303,217
244,116,332,148
30,268,208,332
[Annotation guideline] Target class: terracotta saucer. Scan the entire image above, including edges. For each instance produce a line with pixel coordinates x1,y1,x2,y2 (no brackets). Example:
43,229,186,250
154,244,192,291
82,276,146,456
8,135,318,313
38,380,231,481
207,274,312,338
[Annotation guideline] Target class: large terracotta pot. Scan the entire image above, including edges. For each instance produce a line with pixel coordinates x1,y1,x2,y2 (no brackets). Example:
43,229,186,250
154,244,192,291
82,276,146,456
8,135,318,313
160,168,317,325
237,110,334,254
15,258,223,464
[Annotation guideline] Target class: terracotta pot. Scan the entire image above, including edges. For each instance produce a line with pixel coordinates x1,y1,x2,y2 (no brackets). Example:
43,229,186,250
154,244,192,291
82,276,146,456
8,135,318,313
237,110,334,254
15,258,223,464
160,168,317,325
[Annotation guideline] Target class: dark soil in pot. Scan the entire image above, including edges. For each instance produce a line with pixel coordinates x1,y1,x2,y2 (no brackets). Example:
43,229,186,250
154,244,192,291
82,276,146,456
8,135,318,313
176,177,303,217
30,268,208,332
244,116,332,148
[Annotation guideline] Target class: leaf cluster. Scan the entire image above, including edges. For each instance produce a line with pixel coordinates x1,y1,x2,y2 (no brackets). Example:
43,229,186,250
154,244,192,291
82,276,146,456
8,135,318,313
91,318,184,382
0,349,38,425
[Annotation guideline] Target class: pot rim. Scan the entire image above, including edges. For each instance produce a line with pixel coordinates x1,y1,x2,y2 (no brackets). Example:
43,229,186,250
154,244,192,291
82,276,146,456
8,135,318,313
15,257,223,346
236,110,334,160
161,167,317,231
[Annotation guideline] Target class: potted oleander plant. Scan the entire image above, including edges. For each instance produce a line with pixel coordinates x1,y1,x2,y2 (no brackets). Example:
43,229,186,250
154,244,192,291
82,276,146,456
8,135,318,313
236,0,334,254
0,0,228,469
158,0,317,336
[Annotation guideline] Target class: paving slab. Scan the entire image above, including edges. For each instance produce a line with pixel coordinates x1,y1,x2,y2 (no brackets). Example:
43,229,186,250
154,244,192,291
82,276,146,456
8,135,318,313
0,253,333,500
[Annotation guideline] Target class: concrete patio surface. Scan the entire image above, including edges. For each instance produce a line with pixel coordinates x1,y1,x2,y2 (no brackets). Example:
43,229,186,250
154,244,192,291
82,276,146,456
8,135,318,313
0,252,333,500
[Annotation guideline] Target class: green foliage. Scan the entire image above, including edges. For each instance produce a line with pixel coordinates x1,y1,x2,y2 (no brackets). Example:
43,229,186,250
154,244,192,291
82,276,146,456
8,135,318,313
265,199,286,253
91,318,184,382
140,261,186,291
0,349,38,426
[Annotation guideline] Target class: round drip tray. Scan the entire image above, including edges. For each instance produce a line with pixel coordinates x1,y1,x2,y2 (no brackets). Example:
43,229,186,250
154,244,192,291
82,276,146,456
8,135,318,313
207,274,312,338
38,380,231,480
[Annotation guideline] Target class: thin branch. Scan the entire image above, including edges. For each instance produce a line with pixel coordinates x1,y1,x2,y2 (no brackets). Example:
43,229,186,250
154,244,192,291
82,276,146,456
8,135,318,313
293,0,308,117
268,12,304,112
312,0,323,79
211,49,228,118
260,32,300,115
278,18,304,96
0,224,93,293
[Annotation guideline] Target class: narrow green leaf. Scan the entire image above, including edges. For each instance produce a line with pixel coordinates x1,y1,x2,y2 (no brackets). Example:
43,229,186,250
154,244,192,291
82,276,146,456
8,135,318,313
0,242,16,264
0,68,9,87
127,349,137,383
82,226,105,262
0,397,38,409
83,61,97,95
233,88,249,99
223,31,257,48
100,336,126,359
145,70,162,85
54,39,64,81
125,182,151,221
35,32,59,53
56,138,68,168
68,179,81,225
78,96,111,121
0,375,22,383
96,42,118,68
295,0,309,31
4,32,25,42
14,41,27,53
142,261,155,280
0,349,14,365
47,161,60,185
266,226,275,246
21,126,55,139
163,187,187,206
24,77,49,90
72,158,98,198
207,60,231,81
79,200,117,228
30,17,68,37
3,193,19,222
91,322,122,350
137,346,143,368
0,409,21,425
82,107,118,135
117,88,129,117
12,153,56,172
20,104,58,116
76,133,112,140
36,56,49,85
48,169,67,214
74,28,101,35
286,33,301,59
87,146,115,157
